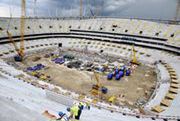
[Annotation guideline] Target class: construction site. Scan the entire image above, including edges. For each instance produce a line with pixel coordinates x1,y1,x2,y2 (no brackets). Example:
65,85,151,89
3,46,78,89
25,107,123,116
0,0,179,121
5,46,157,108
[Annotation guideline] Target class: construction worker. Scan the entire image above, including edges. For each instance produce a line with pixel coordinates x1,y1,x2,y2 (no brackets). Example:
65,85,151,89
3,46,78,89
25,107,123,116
67,103,80,120
85,102,90,110
76,102,84,120
79,102,84,110
56,111,69,121
67,105,79,120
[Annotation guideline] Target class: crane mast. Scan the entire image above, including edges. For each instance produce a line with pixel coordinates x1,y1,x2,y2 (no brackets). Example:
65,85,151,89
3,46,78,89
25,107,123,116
7,31,19,54
131,45,139,65
175,0,180,21
20,0,25,58
34,0,37,17
80,0,83,17
6,0,26,62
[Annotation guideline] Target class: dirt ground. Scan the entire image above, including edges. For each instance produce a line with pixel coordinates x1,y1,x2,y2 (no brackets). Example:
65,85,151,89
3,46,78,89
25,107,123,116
13,50,157,108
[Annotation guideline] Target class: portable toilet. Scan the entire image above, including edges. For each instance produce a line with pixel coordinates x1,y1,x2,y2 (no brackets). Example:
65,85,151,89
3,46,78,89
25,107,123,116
115,74,121,80
126,69,131,76
120,66,126,71
119,71,124,77
107,73,113,80
115,68,119,74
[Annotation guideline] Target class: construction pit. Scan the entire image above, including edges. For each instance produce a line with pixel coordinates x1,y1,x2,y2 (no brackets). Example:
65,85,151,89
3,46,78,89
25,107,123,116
6,48,157,109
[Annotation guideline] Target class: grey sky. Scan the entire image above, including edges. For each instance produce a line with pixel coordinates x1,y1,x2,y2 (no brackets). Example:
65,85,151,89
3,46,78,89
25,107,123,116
0,0,179,20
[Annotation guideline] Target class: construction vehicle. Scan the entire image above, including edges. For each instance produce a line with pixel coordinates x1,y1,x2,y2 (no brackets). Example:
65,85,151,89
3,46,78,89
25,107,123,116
7,0,26,62
91,71,108,96
91,71,101,96
30,71,50,82
108,95,116,104
130,45,139,65
39,74,50,81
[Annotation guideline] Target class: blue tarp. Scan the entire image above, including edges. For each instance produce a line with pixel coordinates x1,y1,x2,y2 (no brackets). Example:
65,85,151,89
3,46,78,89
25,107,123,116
27,64,45,71
52,58,65,64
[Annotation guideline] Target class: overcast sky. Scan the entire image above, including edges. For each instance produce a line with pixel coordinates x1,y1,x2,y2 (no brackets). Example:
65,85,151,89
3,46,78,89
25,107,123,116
0,0,179,20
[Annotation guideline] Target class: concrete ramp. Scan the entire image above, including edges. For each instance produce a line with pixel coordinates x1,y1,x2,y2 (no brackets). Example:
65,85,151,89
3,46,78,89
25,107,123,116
45,90,74,107
0,96,48,121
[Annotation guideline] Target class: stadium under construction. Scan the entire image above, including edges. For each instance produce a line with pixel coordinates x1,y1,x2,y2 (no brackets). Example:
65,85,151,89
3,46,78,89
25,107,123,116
0,0,180,121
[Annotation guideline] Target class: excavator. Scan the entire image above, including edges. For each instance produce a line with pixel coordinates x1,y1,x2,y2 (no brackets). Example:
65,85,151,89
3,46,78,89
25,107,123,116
7,0,25,62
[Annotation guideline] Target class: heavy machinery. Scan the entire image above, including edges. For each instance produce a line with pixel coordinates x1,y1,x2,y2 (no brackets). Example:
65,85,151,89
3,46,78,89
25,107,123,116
30,71,50,82
90,71,108,96
7,0,26,62
130,45,139,65
91,71,101,96
6,31,24,61
108,95,116,104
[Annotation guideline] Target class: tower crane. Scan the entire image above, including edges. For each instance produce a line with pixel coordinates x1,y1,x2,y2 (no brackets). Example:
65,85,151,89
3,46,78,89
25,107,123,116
175,0,180,21
7,0,26,62
34,0,37,17
19,0,25,60
80,0,83,17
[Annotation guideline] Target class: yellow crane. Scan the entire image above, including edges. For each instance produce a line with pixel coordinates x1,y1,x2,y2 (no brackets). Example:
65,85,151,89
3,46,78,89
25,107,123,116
90,71,108,96
91,71,101,96
130,45,139,65
7,0,26,62
19,0,26,60
7,31,21,56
